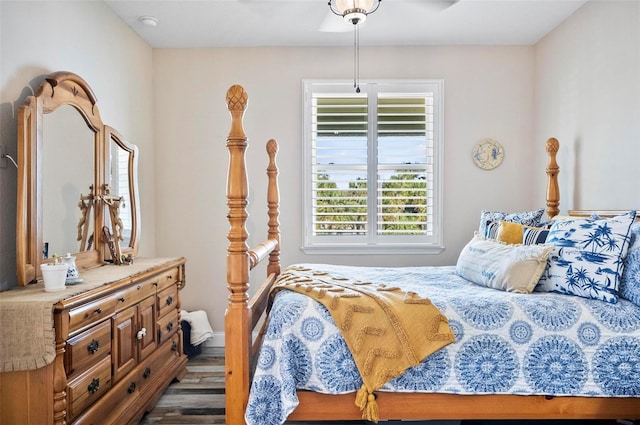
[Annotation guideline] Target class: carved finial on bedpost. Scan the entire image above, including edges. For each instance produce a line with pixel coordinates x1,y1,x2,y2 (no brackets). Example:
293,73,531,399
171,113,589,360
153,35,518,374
545,137,560,219
226,84,248,140
266,139,281,277
225,84,251,424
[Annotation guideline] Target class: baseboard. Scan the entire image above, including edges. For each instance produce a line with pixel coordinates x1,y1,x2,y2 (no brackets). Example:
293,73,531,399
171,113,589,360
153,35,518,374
201,332,261,348
202,332,225,347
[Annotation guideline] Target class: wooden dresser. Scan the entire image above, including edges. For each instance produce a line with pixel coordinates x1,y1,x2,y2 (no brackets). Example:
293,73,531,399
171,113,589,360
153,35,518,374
0,257,188,425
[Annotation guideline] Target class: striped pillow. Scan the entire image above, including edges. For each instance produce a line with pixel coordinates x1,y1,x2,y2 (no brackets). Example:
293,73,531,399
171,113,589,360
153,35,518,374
522,227,549,245
484,220,500,239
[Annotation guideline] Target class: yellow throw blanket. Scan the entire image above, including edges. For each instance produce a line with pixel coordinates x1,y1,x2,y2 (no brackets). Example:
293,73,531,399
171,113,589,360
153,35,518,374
271,266,455,422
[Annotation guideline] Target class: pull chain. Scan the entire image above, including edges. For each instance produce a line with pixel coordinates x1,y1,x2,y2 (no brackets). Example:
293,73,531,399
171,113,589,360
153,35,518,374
354,23,361,93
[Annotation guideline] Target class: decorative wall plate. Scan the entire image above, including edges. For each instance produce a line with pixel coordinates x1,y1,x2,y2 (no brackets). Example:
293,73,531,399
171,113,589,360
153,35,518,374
472,139,504,170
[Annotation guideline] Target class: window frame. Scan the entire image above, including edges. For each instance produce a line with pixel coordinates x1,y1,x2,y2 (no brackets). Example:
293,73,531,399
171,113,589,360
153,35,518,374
302,79,445,255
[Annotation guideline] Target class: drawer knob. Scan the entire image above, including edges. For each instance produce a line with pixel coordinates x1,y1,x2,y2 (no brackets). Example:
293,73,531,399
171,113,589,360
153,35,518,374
88,378,100,394
87,339,100,354
166,322,174,332
166,296,173,306
119,297,126,303
85,307,102,319
127,382,136,394
137,327,147,340
153,281,159,287
171,341,178,352
143,367,151,379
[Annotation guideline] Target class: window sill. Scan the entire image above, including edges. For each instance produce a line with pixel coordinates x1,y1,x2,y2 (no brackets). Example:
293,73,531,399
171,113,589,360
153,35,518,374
301,243,445,255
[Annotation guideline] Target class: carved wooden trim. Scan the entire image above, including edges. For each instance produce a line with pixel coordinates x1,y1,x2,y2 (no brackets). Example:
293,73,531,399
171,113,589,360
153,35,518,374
52,310,69,425
42,71,101,130
16,96,37,285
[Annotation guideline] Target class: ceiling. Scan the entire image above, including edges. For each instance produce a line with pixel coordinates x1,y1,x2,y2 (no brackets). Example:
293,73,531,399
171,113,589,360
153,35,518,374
104,0,588,49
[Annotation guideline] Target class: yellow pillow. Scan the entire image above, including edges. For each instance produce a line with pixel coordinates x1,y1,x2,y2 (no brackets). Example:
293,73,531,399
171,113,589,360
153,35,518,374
496,221,525,244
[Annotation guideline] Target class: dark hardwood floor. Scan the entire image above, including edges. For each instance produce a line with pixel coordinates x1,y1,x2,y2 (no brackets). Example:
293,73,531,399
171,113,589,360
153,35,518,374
139,346,226,424
139,347,634,425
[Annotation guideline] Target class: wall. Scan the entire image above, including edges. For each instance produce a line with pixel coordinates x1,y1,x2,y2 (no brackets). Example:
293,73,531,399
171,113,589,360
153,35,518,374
534,1,640,212
153,46,537,341
0,1,155,290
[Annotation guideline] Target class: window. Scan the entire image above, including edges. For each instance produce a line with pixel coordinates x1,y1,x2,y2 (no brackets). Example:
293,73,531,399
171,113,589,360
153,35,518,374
302,80,444,254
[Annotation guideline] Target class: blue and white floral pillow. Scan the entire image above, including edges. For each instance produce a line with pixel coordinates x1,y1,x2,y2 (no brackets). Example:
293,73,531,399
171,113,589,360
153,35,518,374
479,208,545,239
620,220,640,306
536,211,636,303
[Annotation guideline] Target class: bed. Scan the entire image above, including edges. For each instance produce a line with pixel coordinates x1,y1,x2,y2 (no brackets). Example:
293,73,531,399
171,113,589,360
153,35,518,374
223,84,640,424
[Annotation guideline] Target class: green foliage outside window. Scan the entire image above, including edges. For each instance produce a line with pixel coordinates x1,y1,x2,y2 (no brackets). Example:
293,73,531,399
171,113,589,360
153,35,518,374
314,172,427,235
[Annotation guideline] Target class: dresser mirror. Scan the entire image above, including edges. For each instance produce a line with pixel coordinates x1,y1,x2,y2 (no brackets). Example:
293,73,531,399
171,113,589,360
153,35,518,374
105,125,140,260
16,71,140,286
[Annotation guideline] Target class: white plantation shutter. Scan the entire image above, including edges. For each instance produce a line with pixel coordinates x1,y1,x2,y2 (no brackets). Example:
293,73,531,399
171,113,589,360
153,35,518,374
303,80,444,254
377,94,432,235
313,95,368,235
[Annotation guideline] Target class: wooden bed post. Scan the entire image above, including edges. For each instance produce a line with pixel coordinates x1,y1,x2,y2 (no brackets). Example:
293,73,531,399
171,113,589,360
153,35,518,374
225,85,251,425
545,137,560,219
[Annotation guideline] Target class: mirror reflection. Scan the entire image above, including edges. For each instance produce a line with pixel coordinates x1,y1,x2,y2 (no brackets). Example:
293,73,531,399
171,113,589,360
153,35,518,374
42,104,95,257
109,141,132,248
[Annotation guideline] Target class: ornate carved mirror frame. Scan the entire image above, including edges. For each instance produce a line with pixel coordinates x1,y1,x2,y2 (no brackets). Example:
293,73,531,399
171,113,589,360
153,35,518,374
16,71,140,285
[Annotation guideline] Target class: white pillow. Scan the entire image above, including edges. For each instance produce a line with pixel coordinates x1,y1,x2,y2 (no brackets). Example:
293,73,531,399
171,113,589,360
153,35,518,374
456,234,553,294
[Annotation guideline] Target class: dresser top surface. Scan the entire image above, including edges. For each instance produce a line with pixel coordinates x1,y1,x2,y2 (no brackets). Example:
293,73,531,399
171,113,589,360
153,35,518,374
0,257,184,305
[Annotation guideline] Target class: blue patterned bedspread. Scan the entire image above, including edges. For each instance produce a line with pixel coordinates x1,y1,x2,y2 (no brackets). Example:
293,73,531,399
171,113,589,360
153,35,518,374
245,264,640,425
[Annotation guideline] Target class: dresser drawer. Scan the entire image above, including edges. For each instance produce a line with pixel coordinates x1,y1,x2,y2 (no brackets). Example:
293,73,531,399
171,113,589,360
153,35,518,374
154,266,181,292
67,355,112,421
114,277,158,313
66,320,111,377
72,333,184,425
157,284,178,318
69,296,118,334
157,308,179,344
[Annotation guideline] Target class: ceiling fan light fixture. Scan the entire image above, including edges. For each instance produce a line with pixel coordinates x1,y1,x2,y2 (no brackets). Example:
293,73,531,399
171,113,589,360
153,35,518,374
329,0,381,25
328,0,381,93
